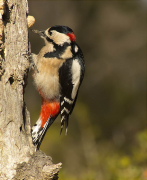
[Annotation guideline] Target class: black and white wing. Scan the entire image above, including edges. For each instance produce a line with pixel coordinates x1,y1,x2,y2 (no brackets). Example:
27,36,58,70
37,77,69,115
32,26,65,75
59,49,85,134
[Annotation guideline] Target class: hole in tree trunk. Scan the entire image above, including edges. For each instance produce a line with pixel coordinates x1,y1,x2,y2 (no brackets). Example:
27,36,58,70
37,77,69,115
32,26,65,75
9,76,14,85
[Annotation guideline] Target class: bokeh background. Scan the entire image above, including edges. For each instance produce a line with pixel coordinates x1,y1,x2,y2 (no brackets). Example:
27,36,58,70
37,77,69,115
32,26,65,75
25,1,146,180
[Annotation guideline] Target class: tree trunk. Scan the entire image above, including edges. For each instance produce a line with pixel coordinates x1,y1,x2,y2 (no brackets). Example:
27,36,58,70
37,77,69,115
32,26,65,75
0,0,61,179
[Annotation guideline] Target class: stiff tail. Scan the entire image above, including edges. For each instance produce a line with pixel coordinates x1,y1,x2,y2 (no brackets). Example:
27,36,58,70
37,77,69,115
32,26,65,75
60,116,69,135
31,116,56,150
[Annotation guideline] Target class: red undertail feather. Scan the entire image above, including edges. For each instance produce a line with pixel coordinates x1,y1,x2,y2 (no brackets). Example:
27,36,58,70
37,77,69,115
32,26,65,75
40,97,60,128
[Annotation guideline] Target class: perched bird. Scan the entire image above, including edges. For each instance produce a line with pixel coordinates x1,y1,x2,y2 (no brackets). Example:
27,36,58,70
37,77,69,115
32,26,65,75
31,25,85,149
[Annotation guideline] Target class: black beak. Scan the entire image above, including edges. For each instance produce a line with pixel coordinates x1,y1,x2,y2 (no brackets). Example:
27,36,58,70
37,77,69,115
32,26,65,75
32,29,45,37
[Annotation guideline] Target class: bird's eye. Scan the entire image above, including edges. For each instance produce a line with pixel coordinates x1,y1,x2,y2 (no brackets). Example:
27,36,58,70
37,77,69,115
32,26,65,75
48,30,52,36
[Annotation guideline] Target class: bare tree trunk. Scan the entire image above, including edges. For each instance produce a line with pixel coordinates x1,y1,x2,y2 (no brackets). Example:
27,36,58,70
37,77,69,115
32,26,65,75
0,0,61,179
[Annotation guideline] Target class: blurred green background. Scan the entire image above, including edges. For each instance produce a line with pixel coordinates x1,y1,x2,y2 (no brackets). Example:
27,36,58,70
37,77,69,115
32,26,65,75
25,1,146,180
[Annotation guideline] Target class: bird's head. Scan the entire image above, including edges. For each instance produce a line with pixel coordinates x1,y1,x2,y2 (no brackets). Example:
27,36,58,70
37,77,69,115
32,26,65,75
32,25,76,46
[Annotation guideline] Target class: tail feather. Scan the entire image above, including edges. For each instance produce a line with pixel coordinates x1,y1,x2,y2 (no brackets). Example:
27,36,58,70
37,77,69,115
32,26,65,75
60,116,69,135
65,118,69,135
31,116,56,150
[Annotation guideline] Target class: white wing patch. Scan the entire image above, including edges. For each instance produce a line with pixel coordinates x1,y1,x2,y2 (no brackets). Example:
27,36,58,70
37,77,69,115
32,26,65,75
51,30,71,45
74,45,78,53
71,59,81,99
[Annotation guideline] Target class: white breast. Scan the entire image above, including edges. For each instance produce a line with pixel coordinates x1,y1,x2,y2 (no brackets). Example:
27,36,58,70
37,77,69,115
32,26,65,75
34,72,60,101
33,57,65,101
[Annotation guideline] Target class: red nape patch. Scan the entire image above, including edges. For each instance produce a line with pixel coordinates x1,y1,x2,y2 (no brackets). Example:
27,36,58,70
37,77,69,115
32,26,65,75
40,98,60,128
67,32,76,42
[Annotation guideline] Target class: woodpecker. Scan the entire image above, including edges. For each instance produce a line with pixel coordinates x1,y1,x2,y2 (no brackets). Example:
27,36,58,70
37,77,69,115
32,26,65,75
31,25,85,149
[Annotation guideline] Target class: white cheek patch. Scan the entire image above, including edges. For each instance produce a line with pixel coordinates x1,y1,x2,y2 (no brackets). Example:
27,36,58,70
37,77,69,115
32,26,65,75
71,59,81,99
52,31,71,45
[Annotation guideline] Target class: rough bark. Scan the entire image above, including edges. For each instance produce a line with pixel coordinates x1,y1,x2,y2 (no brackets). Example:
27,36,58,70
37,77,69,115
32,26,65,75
0,0,61,179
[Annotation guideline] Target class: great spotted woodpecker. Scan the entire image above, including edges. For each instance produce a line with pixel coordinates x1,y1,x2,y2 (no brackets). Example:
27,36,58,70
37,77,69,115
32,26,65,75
31,25,85,149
